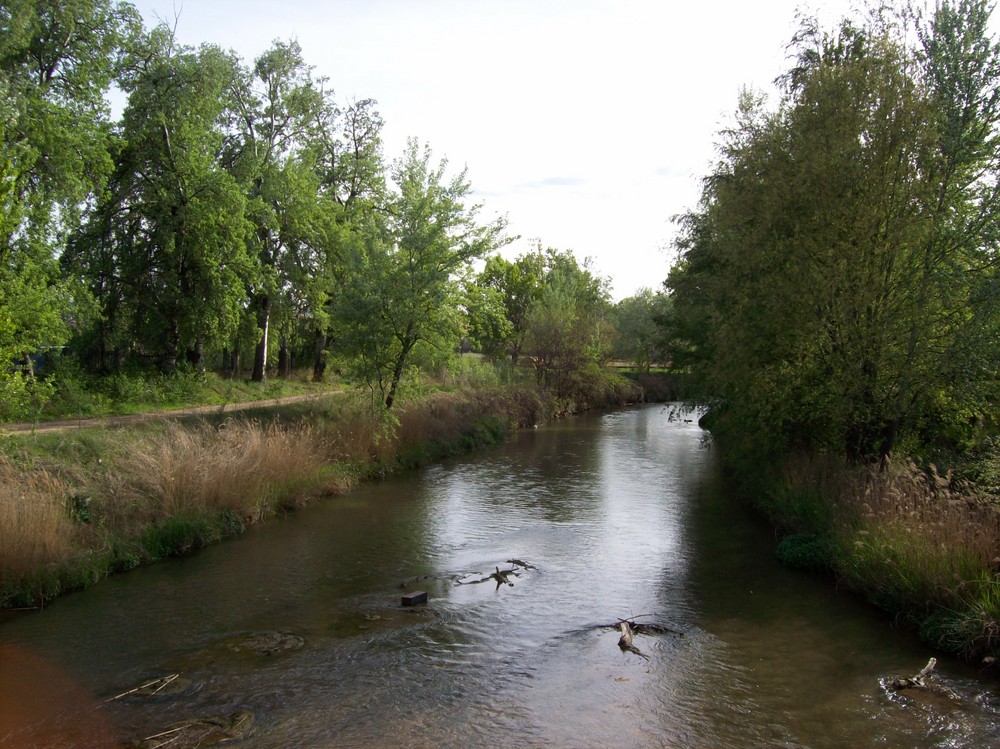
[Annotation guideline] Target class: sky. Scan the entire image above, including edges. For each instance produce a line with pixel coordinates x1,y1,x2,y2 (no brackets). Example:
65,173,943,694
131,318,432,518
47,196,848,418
129,0,951,299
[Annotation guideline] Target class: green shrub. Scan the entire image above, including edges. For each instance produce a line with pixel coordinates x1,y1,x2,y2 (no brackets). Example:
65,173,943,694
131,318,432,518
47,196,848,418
776,533,835,572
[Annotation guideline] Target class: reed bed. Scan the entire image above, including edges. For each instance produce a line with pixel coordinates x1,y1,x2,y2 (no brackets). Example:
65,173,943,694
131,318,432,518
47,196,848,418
777,454,1000,658
0,457,77,580
99,419,330,527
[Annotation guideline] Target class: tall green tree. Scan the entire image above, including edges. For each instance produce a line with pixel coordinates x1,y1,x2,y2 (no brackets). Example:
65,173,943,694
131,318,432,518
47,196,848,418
304,95,385,380
68,35,253,372
666,2,1000,463
1,0,140,400
474,250,546,364
521,249,612,398
332,139,508,409
610,288,671,372
226,40,325,382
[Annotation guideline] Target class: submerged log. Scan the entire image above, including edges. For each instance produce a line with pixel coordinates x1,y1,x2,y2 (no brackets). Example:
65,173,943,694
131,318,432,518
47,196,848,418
455,566,519,588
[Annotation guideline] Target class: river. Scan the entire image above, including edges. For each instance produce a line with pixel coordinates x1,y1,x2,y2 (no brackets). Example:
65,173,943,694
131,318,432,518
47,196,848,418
0,404,997,748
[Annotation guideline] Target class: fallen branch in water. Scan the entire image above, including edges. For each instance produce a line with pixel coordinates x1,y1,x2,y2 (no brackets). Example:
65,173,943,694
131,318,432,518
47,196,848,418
890,657,937,690
106,674,180,702
455,566,521,589
617,619,649,660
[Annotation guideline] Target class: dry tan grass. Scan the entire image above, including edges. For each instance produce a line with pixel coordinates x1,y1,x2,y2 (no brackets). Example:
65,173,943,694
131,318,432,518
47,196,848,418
96,419,330,527
0,458,77,578
783,454,1000,609
396,391,469,449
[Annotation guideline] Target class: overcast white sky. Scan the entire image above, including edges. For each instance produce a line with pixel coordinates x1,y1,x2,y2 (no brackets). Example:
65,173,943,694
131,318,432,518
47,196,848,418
131,0,996,299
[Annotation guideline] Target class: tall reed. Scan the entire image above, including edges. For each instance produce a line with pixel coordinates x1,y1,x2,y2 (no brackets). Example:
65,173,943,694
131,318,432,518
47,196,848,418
95,419,330,530
0,458,77,580
779,454,1000,657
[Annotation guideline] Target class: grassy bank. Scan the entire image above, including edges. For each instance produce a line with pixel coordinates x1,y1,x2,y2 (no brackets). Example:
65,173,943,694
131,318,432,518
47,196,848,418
0,375,646,611
27,365,344,423
755,454,1000,661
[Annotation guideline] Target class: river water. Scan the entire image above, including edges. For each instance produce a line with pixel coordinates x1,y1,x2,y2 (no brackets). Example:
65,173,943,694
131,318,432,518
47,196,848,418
1,404,998,748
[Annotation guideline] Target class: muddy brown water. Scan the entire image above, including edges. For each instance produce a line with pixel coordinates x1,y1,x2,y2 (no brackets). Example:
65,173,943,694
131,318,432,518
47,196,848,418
1,404,998,748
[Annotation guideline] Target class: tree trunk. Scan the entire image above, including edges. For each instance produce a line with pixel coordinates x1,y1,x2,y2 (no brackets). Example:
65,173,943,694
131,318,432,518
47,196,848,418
160,320,180,374
312,328,327,382
278,335,290,378
252,295,270,383
384,336,414,410
186,340,205,373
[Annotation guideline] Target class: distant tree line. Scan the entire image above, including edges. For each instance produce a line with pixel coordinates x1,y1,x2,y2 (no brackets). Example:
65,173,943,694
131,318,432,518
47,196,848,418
664,0,1000,464
0,0,667,418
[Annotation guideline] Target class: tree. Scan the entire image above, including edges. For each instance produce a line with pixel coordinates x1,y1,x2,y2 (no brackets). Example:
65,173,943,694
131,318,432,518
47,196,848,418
610,288,671,372
462,277,514,362
67,35,253,372
666,2,1000,463
474,250,546,364
304,95,385,381
226,40,325,382
521,249,612,398
332,139,509,409
1,0,140,398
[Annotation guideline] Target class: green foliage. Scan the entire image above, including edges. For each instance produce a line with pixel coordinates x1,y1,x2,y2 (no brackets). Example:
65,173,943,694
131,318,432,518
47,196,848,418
0,371,55,421
0,0,141,411
472,251,547,363
775,533,835,572
610,288,672,371
140,514,218,559
521,249,613,402
666,2,1000,465
66,39,254,372
332,139,510,409
462,281,514,361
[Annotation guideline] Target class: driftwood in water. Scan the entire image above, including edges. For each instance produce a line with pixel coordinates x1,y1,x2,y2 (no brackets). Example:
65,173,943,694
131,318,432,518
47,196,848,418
106,674,184,702
403,560,535,591
492,567,513,589
617,619,649,660
455,566,521,589
137,711,254,749
890,657,937,690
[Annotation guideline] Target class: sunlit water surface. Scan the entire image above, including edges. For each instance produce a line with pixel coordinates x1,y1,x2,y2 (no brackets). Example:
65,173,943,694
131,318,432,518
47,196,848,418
1,404,998,748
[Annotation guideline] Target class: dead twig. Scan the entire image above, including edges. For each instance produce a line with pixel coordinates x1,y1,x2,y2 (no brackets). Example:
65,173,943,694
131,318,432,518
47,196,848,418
106,674,180,702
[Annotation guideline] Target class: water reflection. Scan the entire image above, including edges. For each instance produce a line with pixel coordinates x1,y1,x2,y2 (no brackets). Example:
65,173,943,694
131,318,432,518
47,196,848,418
0,404,997,748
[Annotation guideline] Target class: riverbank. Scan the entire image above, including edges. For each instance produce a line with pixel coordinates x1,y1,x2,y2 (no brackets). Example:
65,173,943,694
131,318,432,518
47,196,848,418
0,377,647,611
739,450,1000,663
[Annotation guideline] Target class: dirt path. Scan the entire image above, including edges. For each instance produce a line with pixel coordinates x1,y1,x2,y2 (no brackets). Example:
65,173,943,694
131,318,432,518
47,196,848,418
0,391,345,435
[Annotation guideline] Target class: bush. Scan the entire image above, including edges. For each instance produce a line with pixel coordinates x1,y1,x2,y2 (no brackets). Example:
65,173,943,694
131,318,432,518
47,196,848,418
776,533,834,572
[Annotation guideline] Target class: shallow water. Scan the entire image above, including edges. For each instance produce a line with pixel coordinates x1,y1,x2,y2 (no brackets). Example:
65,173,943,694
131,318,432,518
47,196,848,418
1,404,997,747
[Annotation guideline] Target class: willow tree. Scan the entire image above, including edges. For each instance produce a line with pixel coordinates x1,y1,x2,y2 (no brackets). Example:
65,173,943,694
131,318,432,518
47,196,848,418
667,2,1000,463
